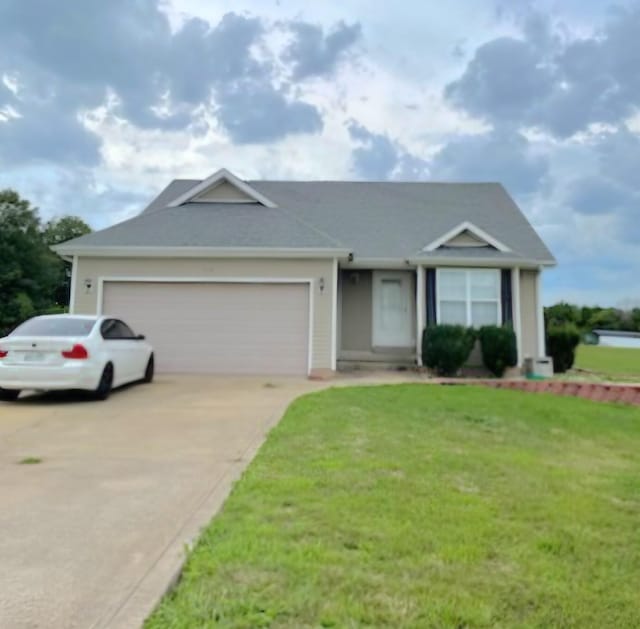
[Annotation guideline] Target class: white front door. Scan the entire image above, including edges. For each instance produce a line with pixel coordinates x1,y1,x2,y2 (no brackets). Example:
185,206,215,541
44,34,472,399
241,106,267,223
372,271,413,347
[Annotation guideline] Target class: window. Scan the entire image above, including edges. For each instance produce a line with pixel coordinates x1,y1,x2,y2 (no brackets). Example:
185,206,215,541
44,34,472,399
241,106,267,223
437,269,501,327
101,319,136,339
11,317,97,337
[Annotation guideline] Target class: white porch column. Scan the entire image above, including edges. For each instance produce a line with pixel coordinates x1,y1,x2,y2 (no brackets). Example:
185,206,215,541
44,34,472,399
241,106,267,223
535,267,546,357
331,258,338,371
511,267,522,366
416,265,425,365
69,255,78,314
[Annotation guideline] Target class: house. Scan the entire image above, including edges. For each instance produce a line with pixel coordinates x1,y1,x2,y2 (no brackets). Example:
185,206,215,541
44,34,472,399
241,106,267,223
592,329,640,349
53,169,556,377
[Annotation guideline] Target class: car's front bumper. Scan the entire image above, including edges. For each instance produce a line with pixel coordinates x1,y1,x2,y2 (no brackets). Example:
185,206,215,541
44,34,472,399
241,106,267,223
0,362,103,391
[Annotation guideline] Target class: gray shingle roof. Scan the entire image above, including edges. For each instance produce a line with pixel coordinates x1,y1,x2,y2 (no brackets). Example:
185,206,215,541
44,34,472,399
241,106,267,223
62,202,344,250
57,178,555,264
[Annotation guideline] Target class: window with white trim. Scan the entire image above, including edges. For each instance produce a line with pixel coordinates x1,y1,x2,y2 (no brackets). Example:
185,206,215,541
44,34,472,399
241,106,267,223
437,269,501,327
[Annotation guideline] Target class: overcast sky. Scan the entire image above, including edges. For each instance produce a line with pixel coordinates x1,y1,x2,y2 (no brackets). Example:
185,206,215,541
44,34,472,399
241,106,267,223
1,0,639,307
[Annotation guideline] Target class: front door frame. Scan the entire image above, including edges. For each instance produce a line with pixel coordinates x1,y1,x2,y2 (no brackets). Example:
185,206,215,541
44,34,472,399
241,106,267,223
372,270,414,348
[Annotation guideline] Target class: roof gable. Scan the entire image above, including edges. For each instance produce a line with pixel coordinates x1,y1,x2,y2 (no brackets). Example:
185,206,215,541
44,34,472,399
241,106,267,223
167,168,277,208
422,221,511,253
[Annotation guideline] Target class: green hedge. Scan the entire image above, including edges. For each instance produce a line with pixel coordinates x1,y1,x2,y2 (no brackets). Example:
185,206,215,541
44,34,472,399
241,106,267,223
422,325,476,376
478,325,518,377
547,324,581,373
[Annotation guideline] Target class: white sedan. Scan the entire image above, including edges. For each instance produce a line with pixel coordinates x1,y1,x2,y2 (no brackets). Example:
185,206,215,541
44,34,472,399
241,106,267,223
0,315,154,401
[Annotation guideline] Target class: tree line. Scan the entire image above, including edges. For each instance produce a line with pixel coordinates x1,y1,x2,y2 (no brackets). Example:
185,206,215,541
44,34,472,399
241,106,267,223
0,189,91,336
545,302,640,334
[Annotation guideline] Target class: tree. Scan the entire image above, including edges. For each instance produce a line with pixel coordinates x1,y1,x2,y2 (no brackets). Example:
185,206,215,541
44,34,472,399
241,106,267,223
43,216,92,306
43,216,91,246
587,308,625,331
0,190,92,336
631,308,640,333
544,302,580,328
0,190,57,334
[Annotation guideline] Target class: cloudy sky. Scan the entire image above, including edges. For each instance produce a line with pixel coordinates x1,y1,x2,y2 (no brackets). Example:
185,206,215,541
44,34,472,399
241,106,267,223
1,0,639,307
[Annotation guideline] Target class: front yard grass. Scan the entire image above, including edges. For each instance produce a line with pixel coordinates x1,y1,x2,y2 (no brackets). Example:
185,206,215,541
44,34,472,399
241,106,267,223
147,385,640,628
574,344,640,382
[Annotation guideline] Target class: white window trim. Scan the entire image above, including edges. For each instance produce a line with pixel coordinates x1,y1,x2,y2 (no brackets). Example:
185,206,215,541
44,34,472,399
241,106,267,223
423,221,511,253
436,268,502,327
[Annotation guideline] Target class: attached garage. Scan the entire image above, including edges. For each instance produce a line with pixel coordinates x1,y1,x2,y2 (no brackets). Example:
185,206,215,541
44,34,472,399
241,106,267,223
101,281,310,375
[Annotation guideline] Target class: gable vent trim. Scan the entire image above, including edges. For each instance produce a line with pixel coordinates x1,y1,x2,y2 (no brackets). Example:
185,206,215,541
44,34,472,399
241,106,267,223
167,168,278,208
422,221,511,253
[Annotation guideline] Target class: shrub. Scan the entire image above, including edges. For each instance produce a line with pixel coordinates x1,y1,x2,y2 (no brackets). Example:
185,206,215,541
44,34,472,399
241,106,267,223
478,325,518,377
547,324,581,373
422,325,476,376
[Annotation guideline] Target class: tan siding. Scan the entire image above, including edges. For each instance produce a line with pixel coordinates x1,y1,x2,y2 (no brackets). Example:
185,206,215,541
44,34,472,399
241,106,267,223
445,231,487,247
340,270,372,351
520,269,539,358
73,257,334,370
195,181,255,202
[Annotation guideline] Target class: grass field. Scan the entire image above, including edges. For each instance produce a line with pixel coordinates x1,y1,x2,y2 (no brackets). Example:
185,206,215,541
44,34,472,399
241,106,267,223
574,344,640,381
146,385,640,629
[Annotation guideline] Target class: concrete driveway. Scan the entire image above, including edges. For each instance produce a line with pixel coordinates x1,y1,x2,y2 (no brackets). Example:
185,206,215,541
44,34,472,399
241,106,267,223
0,375,327,629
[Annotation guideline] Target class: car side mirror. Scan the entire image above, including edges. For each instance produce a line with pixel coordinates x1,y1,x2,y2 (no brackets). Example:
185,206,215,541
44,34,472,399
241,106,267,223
136,334,146,340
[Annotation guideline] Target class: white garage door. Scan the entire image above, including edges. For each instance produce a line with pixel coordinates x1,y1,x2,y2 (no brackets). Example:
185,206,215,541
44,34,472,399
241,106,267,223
102,282,310,375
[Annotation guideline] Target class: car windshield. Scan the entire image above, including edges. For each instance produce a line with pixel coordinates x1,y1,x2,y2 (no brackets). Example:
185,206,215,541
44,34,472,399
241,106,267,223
10,317,97,337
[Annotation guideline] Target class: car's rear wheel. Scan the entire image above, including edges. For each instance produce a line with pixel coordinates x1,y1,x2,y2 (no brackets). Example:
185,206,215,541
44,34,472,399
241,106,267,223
0,388,20,402
95,363,114,401
143,354,154,383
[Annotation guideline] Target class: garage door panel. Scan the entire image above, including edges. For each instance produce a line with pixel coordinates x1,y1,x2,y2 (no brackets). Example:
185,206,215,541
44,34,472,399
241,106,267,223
102,282,309,375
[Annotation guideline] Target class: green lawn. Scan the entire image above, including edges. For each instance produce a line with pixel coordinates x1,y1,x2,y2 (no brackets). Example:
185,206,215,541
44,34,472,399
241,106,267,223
575,344,640,381
147,385,640,629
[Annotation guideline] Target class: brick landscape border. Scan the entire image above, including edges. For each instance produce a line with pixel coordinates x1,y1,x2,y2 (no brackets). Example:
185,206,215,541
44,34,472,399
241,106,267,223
475,379,640,406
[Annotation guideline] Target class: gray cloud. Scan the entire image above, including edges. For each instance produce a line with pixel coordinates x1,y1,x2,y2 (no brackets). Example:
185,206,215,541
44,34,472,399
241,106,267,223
445,37,554,124
566,177,631,215
0,2,362,166
348,122,429,180
284,21,362,80
0,165,149,229
0,101,101,165
592,130,640,243
216,81,323,144
445,7,640,138
596,128,640,190
430,128,548,195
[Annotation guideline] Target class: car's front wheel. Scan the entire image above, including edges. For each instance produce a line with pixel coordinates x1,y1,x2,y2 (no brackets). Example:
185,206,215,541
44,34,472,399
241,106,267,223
143,354,154,383
95,363,114,401
0,388,20,402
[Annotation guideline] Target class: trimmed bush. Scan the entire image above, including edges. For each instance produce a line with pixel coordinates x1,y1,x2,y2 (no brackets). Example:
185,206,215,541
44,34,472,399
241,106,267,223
547,324,581,373
422,325,476,376
478,325,518,377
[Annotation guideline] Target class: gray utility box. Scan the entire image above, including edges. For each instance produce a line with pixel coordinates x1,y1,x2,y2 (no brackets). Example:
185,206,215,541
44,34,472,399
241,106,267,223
523,356,554,378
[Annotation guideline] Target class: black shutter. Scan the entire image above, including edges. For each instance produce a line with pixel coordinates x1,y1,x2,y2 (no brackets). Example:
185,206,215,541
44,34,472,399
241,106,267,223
426,268,437,326
501,269,513,326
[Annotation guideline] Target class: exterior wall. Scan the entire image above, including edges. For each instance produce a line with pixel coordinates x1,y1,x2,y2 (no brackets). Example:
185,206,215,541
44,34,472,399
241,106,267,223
73,256,335,370
340,269,372,352
519,269,539,359
195,181,254,202
597,336,640,349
